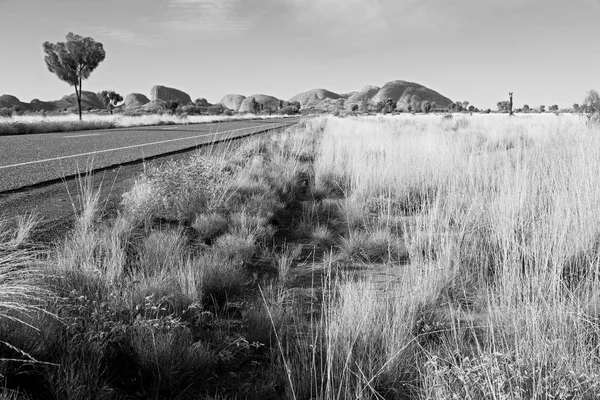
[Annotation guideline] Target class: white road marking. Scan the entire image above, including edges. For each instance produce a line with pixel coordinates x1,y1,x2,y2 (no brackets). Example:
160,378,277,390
63,133,102,138
0,123,288,170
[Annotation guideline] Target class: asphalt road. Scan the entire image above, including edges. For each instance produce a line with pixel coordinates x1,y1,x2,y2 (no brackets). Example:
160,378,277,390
0,118,297,192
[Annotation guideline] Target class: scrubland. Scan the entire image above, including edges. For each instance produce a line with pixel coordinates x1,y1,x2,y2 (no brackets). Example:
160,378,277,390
0,113,290,135
2,113,600,399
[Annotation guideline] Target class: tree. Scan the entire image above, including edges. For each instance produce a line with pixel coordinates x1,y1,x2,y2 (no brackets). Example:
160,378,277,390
99,90,123,115
43,32,106,120
410,95,421,113
582,89,600,125
497,101,510,112
421,100,431,114
430,101,437,111
164,100,179,114
540,105,545,113
384,97,396,113
462,101,470,109
468,105,475,112
549,104,559,112
573,103,580,112
523,104,530,112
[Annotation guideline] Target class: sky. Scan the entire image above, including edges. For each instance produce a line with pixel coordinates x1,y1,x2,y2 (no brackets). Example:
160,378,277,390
0,0,599,109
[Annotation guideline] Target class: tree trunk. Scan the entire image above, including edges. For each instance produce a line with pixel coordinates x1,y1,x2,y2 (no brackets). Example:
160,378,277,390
74,83,80,121
77,76,82,121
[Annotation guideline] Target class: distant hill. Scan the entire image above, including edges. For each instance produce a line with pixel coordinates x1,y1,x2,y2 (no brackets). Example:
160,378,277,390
288,89,342,108
53,92,105,111
346,86,380,104
150,85,192,105
0,95,24,109
0,91,104,112
238,94,283,113
288,80,452,113
220,94,246,111
370,80,452,111
124,93,150,109
0,79,452,115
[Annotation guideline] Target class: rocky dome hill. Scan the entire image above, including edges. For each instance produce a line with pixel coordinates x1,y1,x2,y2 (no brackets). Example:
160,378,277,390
238,94,284,113
1,79,452,115
288,89,342,108
124,93,150,109
219,94,246,112
150,85,192,105
287,80,452,112
370,80,453,110
346,86,381,104
0,91,105,112
0,95,24,109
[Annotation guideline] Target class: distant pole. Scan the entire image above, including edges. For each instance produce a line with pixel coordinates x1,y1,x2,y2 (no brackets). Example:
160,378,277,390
509,92,514,116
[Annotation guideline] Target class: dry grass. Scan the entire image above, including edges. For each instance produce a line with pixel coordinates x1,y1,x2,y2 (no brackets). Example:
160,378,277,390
9,113,597,398
270,114,600,399
0,113,292,135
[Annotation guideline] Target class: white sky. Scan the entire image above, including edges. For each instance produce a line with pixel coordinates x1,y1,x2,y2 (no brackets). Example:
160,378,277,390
1,0,599,109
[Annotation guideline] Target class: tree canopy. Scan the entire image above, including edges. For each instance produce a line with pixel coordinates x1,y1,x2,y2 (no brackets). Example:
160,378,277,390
43,32,106,120
99,90,123,114
582,90,600,125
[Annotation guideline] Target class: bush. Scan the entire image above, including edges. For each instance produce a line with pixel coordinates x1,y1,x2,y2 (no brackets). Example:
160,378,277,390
197,252,246,306
122,154,226,224
181,104,206,115
207,104,227,115
0,108,13,118
582,89,600,126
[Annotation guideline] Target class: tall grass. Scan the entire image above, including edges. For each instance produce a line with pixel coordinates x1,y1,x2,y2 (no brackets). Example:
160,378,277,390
0,113,293,135
275,114,600,399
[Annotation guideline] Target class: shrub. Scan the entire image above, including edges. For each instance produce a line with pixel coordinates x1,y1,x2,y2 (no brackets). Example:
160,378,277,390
582,89,600,126
122,154,226,224
181,104,205,115
207,104,226,115
196,253,246,306
192,212,229,243
128,318,216,398
0,108,13,118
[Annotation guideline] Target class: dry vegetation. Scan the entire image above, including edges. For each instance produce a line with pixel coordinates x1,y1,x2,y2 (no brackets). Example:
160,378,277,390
2,113,600,399
0,113,290,135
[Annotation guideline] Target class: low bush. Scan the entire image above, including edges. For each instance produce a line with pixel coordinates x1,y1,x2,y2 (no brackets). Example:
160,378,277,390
0,119,116,135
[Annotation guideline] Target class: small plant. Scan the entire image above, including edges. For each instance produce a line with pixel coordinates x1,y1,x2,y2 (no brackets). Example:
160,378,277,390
0,108,13,118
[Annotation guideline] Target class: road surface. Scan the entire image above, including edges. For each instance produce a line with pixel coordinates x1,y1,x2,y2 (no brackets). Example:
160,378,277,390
0,118,297,192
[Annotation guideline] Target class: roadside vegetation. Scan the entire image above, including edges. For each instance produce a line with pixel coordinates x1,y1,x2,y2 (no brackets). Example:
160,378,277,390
3,113,600,399
0,113,294,136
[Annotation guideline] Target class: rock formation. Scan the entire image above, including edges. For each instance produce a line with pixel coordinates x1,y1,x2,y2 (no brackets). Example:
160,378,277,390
371,80,452,109
51,91,104,111
142,99,166,111
346,85,381,104
124,93,150,109
288,89,342,108
150,85,192,105
340,92,357,99
238,94,282,113
0,95,23,109
194,97,212,107
219,94,246,111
